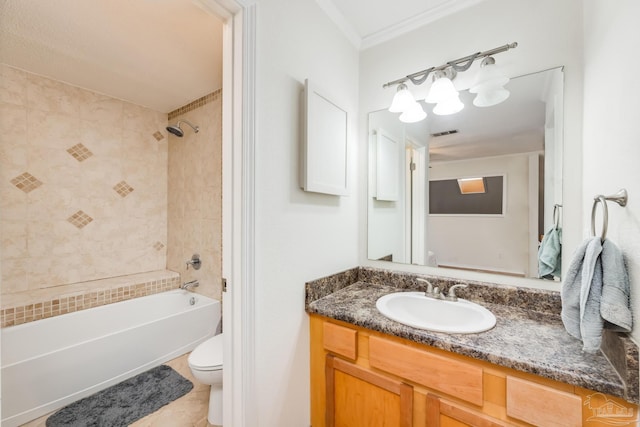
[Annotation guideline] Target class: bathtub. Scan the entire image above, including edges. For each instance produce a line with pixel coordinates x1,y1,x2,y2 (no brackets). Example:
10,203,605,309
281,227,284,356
1,289,220,427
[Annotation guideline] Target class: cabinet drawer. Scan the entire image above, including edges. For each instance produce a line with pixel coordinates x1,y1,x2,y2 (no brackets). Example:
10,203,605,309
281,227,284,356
323,322,357,360
506,376,581,427
368,336,483,406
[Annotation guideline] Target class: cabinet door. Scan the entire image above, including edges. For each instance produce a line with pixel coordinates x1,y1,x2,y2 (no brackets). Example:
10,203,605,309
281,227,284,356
326,355,413,427
425,394,515,427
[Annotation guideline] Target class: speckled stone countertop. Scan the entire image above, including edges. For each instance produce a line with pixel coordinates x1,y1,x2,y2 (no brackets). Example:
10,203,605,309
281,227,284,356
305,267,639,404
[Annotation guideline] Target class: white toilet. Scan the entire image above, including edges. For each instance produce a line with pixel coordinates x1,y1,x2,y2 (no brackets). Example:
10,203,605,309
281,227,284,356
188,333,223,425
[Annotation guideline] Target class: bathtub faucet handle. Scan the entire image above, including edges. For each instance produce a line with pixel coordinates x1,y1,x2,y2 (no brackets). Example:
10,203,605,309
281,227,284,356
186,253,202,270
181,280,200,291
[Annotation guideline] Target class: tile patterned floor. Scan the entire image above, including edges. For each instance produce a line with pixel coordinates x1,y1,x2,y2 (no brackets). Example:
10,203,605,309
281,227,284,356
22,353,217,427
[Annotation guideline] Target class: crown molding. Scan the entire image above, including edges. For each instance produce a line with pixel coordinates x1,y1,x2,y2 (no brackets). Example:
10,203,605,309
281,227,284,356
314,0,362,49
316,0,487,51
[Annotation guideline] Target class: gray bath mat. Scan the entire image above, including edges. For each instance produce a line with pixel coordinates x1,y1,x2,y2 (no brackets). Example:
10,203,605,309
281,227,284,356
46,365,193,427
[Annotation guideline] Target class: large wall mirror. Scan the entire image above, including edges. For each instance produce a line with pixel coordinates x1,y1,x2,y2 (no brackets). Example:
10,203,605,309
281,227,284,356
368,67,564,281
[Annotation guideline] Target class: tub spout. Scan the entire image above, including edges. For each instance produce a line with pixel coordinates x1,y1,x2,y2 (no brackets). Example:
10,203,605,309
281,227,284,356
181,280,199,291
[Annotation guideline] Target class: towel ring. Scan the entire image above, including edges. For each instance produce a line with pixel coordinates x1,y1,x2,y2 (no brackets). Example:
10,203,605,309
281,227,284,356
590,189,628,242
553,204,562,230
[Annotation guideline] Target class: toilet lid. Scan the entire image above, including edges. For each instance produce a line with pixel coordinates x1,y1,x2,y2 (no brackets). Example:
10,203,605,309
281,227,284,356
189,334,223,370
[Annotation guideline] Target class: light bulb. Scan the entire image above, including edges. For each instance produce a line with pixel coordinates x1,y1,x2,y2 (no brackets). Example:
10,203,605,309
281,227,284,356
399,102,427,123
388,83,416,113
425,71,459,104
433,95,464,115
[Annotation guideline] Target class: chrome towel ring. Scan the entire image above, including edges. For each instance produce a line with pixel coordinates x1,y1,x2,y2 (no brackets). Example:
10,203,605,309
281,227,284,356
553,204,562,230
590,189,628,242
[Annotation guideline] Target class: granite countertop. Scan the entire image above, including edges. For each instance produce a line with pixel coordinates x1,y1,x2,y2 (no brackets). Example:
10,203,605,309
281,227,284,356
305,267,639,404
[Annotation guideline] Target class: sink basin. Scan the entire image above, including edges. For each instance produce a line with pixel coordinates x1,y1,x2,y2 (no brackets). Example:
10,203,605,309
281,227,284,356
376,292,496,334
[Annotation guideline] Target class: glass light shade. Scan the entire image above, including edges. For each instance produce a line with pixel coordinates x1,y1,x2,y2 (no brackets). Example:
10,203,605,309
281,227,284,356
470,57,509,94
433,95,464,115
425,75,459,104
388,84,416,113
399,102,427,123
473,88,510,107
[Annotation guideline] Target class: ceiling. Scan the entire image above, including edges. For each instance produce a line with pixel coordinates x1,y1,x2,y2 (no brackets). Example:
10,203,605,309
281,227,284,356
0,0,223,113
315,0,488,49
0,0,486,113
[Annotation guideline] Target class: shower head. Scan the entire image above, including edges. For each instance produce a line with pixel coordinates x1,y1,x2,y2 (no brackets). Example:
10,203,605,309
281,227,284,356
166,120,199,137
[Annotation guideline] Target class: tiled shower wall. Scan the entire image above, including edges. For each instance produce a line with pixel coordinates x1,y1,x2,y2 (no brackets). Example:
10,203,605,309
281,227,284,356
0,64,168,296
167,91,223,300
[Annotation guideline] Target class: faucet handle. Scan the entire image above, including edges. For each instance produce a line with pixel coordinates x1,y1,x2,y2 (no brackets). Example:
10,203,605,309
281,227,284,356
444,284,468,301
416,278,434,294
186,253,202,270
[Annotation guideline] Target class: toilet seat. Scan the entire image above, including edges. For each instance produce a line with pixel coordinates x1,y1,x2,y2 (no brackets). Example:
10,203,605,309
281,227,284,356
188,334,223,371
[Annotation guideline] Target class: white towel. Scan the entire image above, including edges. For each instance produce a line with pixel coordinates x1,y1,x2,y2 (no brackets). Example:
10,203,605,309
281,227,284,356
561,237,632,353
538,227,562,278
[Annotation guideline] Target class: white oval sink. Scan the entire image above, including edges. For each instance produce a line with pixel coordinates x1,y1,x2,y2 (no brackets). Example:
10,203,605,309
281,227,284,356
376,292,496,334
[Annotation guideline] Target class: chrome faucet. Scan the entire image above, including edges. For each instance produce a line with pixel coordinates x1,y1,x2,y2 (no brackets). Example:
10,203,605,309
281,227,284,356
181,280,200,291
443,284,468,302
186,254,202,270
417,278,440,299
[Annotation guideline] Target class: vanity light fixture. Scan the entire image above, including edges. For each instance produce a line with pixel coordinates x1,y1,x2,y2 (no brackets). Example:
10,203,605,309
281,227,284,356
457,177,486,194
399,101,427,123
383,42,517,121
470,56,511,107
388,83,417,113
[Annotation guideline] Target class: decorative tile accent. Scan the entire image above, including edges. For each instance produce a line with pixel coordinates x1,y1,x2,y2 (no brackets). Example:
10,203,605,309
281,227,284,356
10,172,43,193
168,89,221,121
153,241,165,251
67,210,93,229
113,180,134,198
153,131,165,141
66,143,93,162
1,275,180,327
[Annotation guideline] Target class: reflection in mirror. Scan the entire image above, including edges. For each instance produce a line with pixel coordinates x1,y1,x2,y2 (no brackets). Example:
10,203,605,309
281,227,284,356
368,67,564,280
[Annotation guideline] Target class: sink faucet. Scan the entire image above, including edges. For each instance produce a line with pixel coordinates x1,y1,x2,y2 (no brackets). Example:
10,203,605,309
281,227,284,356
417,278,441,299
181,280,199,291
443,284,468,301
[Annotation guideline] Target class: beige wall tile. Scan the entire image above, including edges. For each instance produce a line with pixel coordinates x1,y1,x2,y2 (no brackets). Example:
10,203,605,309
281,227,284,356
1,68,169,297
79,90,124,128
1,65,28,106
0,183,28,220
167,94,222,300
27,109,80,150
0,220,28,259
0,101,28,143
26,73,82,116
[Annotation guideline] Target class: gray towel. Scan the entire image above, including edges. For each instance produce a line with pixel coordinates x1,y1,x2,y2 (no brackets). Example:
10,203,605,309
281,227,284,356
561,237,632,353
600,240,632,331
538,227,562,278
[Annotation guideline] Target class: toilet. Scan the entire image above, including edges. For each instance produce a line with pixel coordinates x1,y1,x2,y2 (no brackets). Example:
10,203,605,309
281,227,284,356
188,333,223,425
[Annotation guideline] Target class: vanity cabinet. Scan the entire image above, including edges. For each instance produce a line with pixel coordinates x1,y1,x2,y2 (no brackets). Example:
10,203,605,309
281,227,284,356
310,315,637,427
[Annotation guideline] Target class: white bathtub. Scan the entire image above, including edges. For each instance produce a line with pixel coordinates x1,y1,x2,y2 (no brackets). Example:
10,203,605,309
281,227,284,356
1,289,220,427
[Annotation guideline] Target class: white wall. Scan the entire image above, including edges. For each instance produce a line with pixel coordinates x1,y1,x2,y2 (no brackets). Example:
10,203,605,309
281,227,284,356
358,0,584,288
368,111,406,261
429,154,534,276
254,0,360,424
583,1,640,345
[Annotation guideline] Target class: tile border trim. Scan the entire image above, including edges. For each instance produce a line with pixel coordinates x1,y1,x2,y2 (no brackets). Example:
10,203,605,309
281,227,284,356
1,274,180,328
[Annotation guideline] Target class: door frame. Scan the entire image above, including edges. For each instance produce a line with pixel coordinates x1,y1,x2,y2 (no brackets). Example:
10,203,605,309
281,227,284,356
209,0,257,426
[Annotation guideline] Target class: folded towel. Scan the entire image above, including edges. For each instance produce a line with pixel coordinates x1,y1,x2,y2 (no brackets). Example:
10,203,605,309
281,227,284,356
561,237,632,353
538,227,562,278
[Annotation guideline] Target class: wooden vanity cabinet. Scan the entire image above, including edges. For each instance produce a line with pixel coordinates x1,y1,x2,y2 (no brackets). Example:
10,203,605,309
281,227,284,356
310,314,638,427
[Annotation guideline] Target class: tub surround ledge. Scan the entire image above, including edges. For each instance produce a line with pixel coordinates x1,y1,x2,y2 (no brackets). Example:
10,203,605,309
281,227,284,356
1,270,180,328
305,266,639,405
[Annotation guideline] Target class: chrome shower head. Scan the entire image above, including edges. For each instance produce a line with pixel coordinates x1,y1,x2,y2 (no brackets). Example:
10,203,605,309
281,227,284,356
166,120,199,137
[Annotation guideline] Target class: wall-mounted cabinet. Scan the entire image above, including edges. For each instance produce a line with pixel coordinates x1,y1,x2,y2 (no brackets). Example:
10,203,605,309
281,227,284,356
301,79,349,196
